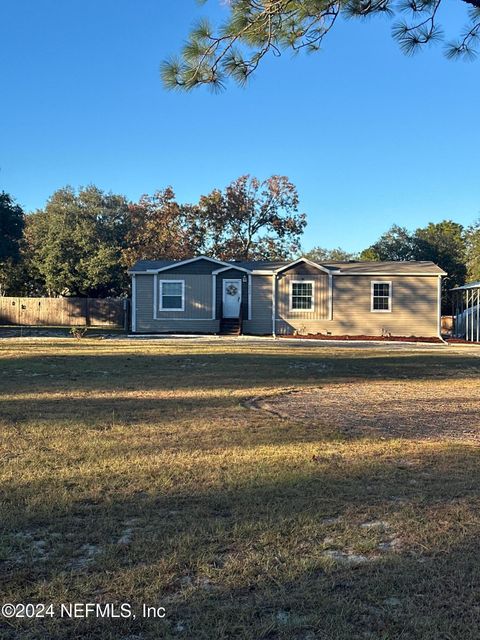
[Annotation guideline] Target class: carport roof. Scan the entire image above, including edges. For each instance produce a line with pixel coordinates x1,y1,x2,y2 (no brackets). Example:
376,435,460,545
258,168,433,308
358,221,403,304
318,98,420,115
451,281,480,291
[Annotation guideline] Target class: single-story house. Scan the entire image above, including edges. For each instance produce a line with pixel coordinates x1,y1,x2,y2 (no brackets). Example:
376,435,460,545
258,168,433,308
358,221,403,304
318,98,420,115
128,256,446,338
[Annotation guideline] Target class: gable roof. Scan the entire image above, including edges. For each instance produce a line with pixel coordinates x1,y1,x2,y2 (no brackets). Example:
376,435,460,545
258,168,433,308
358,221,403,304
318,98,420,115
129,259,177,272
129,256,446,276
129,256,239,274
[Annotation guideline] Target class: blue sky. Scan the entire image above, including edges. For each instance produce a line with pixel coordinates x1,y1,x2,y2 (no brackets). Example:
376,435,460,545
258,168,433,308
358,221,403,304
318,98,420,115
1,0,479,252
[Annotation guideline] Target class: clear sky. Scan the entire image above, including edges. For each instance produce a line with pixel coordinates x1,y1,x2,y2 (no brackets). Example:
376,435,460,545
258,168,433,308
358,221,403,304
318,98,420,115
1,0,479,252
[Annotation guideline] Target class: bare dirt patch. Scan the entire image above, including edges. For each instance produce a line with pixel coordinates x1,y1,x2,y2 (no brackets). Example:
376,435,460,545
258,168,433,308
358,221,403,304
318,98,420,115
253,379,480,442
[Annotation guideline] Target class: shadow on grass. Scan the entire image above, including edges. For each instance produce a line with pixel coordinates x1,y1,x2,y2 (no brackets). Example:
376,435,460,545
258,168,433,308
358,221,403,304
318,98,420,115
0,351,479,398
2,444,480,639
1,387,479,449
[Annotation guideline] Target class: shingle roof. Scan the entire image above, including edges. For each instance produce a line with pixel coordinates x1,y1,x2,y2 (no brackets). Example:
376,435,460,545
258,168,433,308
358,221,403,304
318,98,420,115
130,260,177,271
320,261,446,275
230,260,290,270
129,257,446,275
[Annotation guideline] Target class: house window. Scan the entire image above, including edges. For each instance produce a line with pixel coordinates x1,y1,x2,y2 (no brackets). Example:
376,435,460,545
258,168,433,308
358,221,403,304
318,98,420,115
160,280,185,311
290,281,314,311
371,281,392,312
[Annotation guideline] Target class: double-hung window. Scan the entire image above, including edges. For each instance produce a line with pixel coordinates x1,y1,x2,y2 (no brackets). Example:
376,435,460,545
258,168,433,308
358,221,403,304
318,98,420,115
290,281,314,311
160,280,185,311
371,281,391,312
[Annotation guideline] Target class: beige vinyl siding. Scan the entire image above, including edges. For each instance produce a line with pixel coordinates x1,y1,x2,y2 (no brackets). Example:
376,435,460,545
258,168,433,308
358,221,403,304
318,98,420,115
243,275,272,335
135,273,218,333
276,272,329,320
275,275,439,337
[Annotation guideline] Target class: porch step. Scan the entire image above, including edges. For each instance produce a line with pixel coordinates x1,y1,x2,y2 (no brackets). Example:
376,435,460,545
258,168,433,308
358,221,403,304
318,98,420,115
219,318,241,336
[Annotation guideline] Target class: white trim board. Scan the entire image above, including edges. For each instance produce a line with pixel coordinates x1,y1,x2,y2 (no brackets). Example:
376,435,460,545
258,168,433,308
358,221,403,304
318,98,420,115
131,274,137,333
248,274,252,320
211,274,217,320
271,275,276,337
153,274,158,320
328,273,333,320
437,275,443,339
150,318,216,321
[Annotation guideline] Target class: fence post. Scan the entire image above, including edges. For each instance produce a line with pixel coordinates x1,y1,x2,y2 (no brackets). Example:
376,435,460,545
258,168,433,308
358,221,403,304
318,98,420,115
85,298,90,327
123,299,130,332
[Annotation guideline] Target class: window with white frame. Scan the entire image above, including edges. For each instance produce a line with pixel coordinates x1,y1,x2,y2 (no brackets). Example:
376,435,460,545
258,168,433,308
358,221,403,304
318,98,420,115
160,280,185,311
371,281,391,312
290,281,314,311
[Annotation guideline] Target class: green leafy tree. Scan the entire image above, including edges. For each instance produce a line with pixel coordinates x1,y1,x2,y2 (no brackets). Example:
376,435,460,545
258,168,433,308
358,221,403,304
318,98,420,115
303,246,357,262
196,175,306,260
163,1,480,90
465,219,480,281
360,225,415,261
0,192,25,295
28,186,130,297
413,220,466,288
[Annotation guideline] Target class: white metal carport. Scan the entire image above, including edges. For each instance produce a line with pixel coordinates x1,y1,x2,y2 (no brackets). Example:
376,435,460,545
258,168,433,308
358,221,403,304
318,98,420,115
451,282,480,342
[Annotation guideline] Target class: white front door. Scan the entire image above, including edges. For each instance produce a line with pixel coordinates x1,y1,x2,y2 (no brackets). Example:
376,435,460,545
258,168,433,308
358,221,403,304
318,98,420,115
222,279,242,318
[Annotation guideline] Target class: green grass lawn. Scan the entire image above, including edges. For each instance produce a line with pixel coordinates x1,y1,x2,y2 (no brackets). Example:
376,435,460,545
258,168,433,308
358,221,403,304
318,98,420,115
1,338,480,640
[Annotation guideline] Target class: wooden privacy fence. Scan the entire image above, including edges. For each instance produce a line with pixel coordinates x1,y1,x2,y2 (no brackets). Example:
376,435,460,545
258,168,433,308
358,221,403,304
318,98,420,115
0,297,130,329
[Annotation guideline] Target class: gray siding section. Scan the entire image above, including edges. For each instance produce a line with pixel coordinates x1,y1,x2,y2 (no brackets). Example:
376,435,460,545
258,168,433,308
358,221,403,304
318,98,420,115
135,273,218,333
163,258,218,275
157,274,212,319
138,320,219,333
243,275,273,335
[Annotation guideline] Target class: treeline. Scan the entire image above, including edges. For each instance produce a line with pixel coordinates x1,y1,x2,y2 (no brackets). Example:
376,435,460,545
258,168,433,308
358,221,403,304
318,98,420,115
305,221,479,292
0,175,305,297
1,178,479,299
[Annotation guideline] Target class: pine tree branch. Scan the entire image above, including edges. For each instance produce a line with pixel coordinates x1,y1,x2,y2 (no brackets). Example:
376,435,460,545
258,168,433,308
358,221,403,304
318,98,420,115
162,0,479,90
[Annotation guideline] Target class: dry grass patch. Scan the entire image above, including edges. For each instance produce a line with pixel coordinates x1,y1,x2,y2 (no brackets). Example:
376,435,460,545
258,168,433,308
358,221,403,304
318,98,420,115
0,338,479,639
255,378,480,442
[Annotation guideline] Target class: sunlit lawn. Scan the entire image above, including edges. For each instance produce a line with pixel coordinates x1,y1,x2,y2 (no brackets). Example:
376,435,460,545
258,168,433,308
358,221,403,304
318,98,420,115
1,338,479,639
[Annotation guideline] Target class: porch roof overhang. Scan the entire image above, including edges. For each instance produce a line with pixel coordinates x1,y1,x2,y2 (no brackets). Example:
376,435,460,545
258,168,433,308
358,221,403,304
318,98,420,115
211,265,251,275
